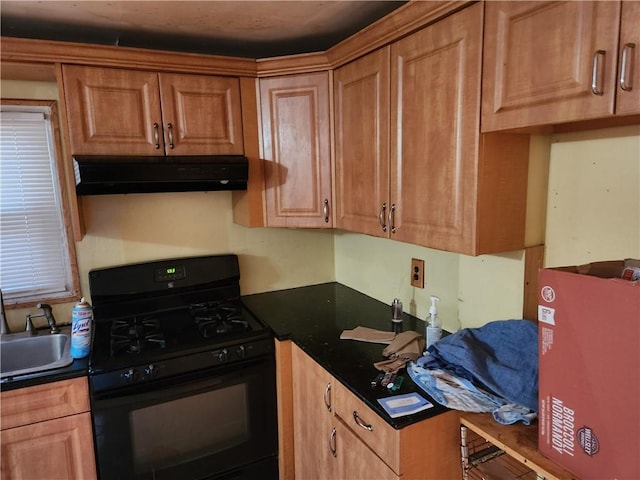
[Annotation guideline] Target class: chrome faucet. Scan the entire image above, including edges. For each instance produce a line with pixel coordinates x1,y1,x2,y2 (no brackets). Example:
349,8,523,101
29,303,59,334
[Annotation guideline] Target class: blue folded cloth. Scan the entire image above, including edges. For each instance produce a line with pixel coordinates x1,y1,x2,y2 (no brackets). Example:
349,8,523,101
407,319,538,424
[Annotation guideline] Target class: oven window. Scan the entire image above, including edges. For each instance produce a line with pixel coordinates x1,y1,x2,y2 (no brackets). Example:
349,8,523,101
130,383,249,473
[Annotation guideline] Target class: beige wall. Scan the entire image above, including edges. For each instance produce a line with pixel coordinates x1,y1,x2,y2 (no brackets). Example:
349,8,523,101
544,125,640,267
335,128,640,330
3,80,640,334
2,80,335,331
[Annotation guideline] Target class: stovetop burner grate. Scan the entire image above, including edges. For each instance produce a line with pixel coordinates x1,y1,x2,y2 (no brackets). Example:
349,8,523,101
190,301,250,338
110,317,166,356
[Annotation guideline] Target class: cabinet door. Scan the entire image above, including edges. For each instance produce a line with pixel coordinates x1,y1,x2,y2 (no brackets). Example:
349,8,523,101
62,65,163,155
617,1,640,115
482,1,621,132
291,344,337,480
334,419,398,480
260,73,333,228
334,47,390,237
1,377,90,430
390,3,483,252
158,73,244,155
0,412,97,480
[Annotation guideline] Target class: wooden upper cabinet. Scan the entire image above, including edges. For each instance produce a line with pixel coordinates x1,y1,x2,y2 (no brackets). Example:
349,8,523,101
334,47,390,237
260,72,332,228
158,73,243,155
390,2,528,255
61,65,243,155
62,65,162,155
482,1,623,132
390,4,484,252
617,1,640,115
333,3,529,255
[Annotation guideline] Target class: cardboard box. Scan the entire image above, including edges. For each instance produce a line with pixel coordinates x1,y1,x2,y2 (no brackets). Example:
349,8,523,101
538,260,639,479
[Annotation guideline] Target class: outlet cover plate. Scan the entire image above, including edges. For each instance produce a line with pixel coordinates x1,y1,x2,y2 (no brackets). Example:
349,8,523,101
411,258,425,288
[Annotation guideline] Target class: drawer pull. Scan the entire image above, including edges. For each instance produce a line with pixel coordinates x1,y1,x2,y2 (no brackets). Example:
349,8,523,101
378,203,387,232
620,43,636,92
388,203,396,234
353,411,373,431
153,123,160,149
591,50,606,96
167,123,175,149
329,427,337,457
323,383,332,412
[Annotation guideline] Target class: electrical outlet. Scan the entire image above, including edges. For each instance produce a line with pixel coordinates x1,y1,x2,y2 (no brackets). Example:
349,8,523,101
410,258,425,288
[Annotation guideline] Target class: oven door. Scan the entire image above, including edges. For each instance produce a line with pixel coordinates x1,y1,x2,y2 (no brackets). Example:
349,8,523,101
91,357,278,480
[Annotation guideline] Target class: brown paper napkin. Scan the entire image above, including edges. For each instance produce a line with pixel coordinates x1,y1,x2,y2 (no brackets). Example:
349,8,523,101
339,326,396,344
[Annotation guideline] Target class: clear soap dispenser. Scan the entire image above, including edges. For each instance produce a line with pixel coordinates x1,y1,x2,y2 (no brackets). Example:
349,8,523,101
425,295,441,350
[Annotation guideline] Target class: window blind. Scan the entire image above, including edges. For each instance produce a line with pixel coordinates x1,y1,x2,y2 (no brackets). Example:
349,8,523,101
0,108,73,303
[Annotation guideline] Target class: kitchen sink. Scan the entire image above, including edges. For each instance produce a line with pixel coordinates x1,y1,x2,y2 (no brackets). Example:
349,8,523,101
1,332,73,378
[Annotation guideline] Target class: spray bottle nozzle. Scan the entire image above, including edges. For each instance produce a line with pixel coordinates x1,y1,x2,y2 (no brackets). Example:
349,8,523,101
429,296,440,316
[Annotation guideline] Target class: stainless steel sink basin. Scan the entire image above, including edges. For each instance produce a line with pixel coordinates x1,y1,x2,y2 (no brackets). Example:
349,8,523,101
1,332,73,378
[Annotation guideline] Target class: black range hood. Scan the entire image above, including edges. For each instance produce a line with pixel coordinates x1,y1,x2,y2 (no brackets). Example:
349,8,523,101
73,155,249,195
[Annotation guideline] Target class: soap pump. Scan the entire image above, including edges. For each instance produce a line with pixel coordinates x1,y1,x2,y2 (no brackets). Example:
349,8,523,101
425,295,441,350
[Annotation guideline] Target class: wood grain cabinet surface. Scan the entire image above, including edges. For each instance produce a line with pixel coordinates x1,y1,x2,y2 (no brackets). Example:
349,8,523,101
0,377,97,480
259,72,333,228
335,3,529,255
290,343,460,480
62,64,244,155
334,46,390,238
291,342,338,480
482,1,639,132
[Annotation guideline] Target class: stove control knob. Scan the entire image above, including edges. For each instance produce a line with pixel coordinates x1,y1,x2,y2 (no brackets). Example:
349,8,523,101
235,346,246,359
122,368,139,383
217,349,228,363
144,364,158,379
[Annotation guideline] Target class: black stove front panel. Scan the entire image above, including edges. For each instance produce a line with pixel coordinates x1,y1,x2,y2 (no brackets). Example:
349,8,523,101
87,254,272,387
89,304,268,372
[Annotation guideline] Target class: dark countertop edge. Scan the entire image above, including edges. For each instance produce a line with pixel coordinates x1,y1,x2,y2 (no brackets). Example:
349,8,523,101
0,358,89,392
242,281,453,430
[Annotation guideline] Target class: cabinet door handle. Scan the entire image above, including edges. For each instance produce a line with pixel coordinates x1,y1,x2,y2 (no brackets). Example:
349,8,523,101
378,203,387,232
620,43,636,92
323,199,330,223
167,123,175,149
388,203,396,234
153,123,161,149
329,427,337,457
591,50,606,96
323,383,332,412
353,411,373,431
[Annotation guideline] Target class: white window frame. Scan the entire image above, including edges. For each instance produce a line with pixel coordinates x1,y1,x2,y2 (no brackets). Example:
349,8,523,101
0,99,80,308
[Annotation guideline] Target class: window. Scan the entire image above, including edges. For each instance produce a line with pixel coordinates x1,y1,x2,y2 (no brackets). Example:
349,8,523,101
0,99,79,307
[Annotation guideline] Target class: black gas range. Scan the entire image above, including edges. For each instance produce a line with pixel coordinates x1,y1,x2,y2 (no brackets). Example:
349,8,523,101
87,255,278,480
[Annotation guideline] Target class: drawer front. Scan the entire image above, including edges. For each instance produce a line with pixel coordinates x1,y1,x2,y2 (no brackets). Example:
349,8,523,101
333,380,400,473
1,377,90,430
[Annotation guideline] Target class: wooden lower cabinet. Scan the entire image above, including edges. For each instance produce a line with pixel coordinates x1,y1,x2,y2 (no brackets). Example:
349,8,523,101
291,342,337,479
1,412,96,480
0,377,97,480
288,343,460,480
334,418,397,480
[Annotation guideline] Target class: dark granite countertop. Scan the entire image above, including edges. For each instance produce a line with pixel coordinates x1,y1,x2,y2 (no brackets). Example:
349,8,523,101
242,281,451,430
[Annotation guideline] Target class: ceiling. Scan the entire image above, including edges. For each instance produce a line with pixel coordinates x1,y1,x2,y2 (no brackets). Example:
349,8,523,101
0,1,407,58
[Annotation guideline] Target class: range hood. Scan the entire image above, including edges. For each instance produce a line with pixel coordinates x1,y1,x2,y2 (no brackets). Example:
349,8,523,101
73,155,249,195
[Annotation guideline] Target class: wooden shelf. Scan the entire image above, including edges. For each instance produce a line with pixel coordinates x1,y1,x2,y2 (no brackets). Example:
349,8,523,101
460,413,579,480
